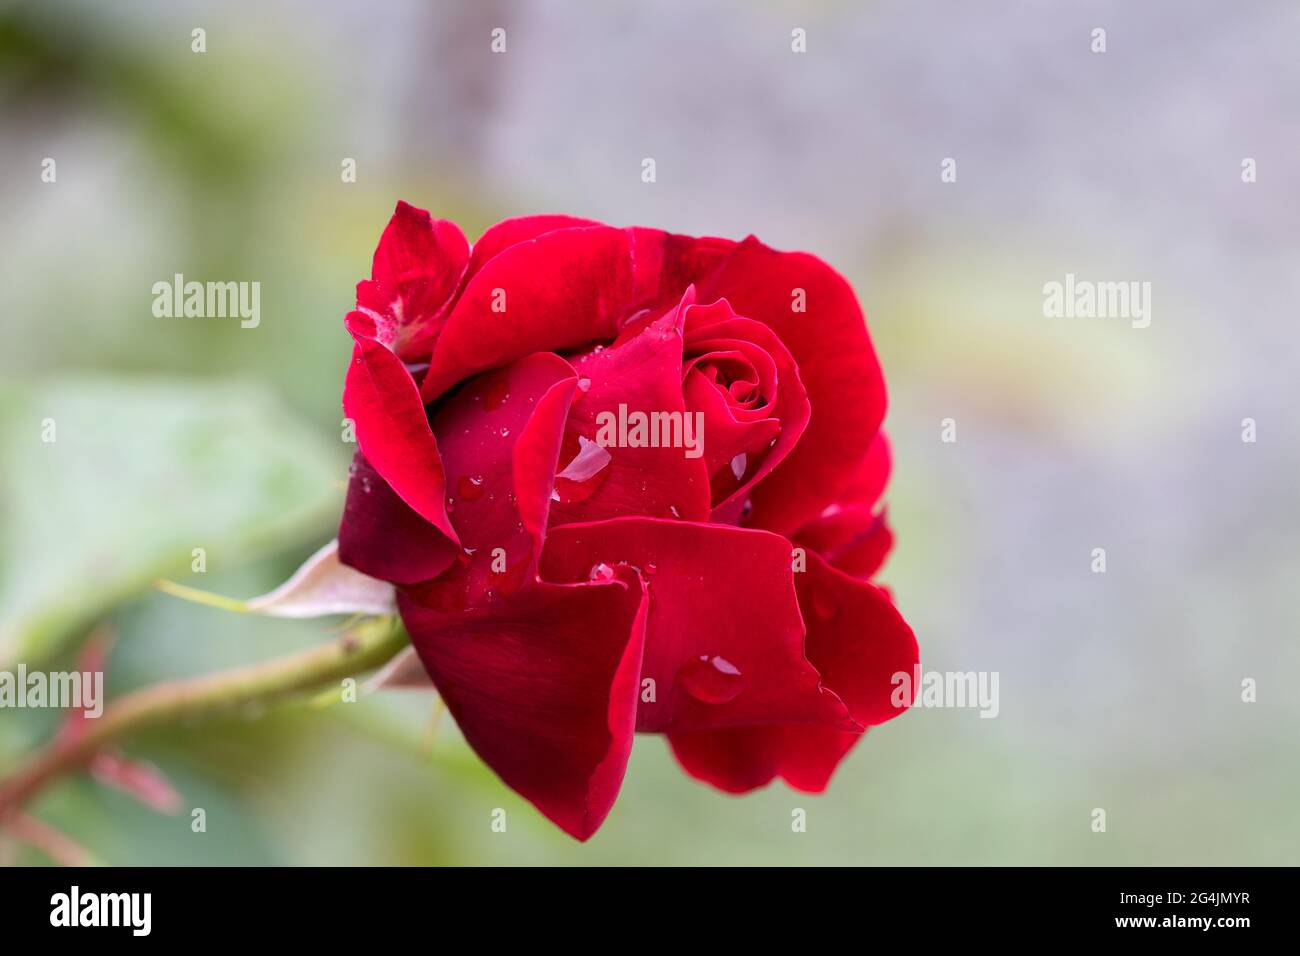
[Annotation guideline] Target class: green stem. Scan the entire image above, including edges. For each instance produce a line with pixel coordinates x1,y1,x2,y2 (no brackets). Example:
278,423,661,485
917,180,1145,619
0,617,408,818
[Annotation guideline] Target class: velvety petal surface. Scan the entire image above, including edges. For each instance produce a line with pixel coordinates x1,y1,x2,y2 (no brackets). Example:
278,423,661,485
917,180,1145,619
400,568,648,841
794,432,894,578
547,294,711,525
465,214,602,280
668,552,917,793
420,227,739,402
540,517,857,735
416,351,578,609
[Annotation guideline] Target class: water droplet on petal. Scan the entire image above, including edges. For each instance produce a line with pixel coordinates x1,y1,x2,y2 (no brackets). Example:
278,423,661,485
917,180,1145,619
553,436,612,504
576,377,591,393
669,505,682,519
457,475,485,501
677,655,744,705
589,562,616,583
498,426,510,437
730,453,748,480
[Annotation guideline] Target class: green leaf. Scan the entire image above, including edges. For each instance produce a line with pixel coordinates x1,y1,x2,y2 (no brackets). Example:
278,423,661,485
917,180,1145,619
0,376,346,665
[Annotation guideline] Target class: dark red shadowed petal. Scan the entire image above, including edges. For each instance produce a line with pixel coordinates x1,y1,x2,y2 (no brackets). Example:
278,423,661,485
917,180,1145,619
342,311,459,549
539,517,857,735
337,453,461,584
693,238,887,534
399,567,648,841
360,201,469,360
547,292,711,525
668,551,917,793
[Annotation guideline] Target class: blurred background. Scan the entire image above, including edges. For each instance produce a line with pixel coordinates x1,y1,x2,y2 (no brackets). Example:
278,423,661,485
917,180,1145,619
1,0,1298,865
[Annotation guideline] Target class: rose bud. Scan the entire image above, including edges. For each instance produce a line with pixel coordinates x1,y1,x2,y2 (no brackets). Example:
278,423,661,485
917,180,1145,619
337,202,918,840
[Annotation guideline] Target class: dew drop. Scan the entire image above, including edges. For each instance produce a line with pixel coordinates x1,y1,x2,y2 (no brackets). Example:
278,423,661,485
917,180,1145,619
589,562,616,583
576,377,592,393
730,453,748,481
676,655,745,705
498,426,510,437
457,475,486,501
552,435,612,504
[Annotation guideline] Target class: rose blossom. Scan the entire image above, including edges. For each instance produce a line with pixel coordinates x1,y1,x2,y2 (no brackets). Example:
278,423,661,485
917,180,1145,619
337,202,918,839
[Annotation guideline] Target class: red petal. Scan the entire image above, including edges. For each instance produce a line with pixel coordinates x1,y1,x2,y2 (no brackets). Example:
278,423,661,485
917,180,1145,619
540,518,856,734
337,453,460,584
418,351,577,608
465,214,602,280
399,569,648,841
680,302,810,511
342,312,459,551
668,552,917,793
839,430,892,508
793,433,895,579
548,293,712,525
693,238,887,534
420,226,637,402
668,725,843,794
419,227,738,403
795,552,917,727
796,507,894,580
513,360,581,545
361,201,469,359
624,227,737,306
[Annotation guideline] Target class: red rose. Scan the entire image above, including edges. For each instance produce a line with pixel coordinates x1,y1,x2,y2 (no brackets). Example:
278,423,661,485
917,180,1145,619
337,202,918,840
